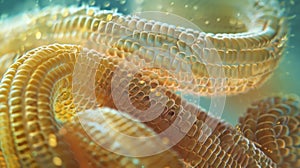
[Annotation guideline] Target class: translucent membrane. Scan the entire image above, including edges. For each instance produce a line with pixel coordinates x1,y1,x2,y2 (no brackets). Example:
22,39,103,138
0,44,298,167
63,108,183,167
0,44,182,167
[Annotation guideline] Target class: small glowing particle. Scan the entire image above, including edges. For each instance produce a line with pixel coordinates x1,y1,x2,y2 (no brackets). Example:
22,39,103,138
62,9,69,17
53,156,62,166
184,4,188,8
205,20,210,25
35,32,42,39
132,158,139,165
170,2,174,6
193,5,198,10
139,80,145,85
87,9,94,16
216,18,221,22
106,14,113,21
104,1,110,7
120,0,126,5
89,0,96,6
48,134,57,147
155,92,161,97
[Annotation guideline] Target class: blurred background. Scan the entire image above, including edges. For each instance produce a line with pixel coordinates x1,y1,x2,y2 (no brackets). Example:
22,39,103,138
0,0,299,125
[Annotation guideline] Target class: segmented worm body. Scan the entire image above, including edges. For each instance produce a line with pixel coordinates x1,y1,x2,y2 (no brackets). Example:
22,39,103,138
0,0,298,168
0,0,288,95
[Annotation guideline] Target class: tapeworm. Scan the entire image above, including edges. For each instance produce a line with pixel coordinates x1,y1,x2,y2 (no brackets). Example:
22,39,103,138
0,0,298,168
0,43,299,167
0,0,288,95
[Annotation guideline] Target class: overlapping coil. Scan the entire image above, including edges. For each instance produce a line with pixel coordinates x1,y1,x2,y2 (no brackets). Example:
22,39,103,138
0,44,299,168
238,96,300,168
0,0,288,95
0,0,297,168
0,44,183,167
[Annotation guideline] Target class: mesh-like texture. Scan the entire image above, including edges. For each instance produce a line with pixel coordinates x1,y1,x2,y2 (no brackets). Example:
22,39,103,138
0,0,294,167
238,96,300,168
0,44,298,167
0,0,288,95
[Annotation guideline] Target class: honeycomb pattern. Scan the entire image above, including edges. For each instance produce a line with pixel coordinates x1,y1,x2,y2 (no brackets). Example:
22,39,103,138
0,0,297,167
0,0,288,95
61,107,183,168
0,44,298,168
237,96,300,167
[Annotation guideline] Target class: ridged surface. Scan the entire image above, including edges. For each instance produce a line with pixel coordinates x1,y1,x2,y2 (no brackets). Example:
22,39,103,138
62,108,183,168
0,0,288,95
0,44,299,168
0,44,183,167
237,96,300,167
0,0,297,167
